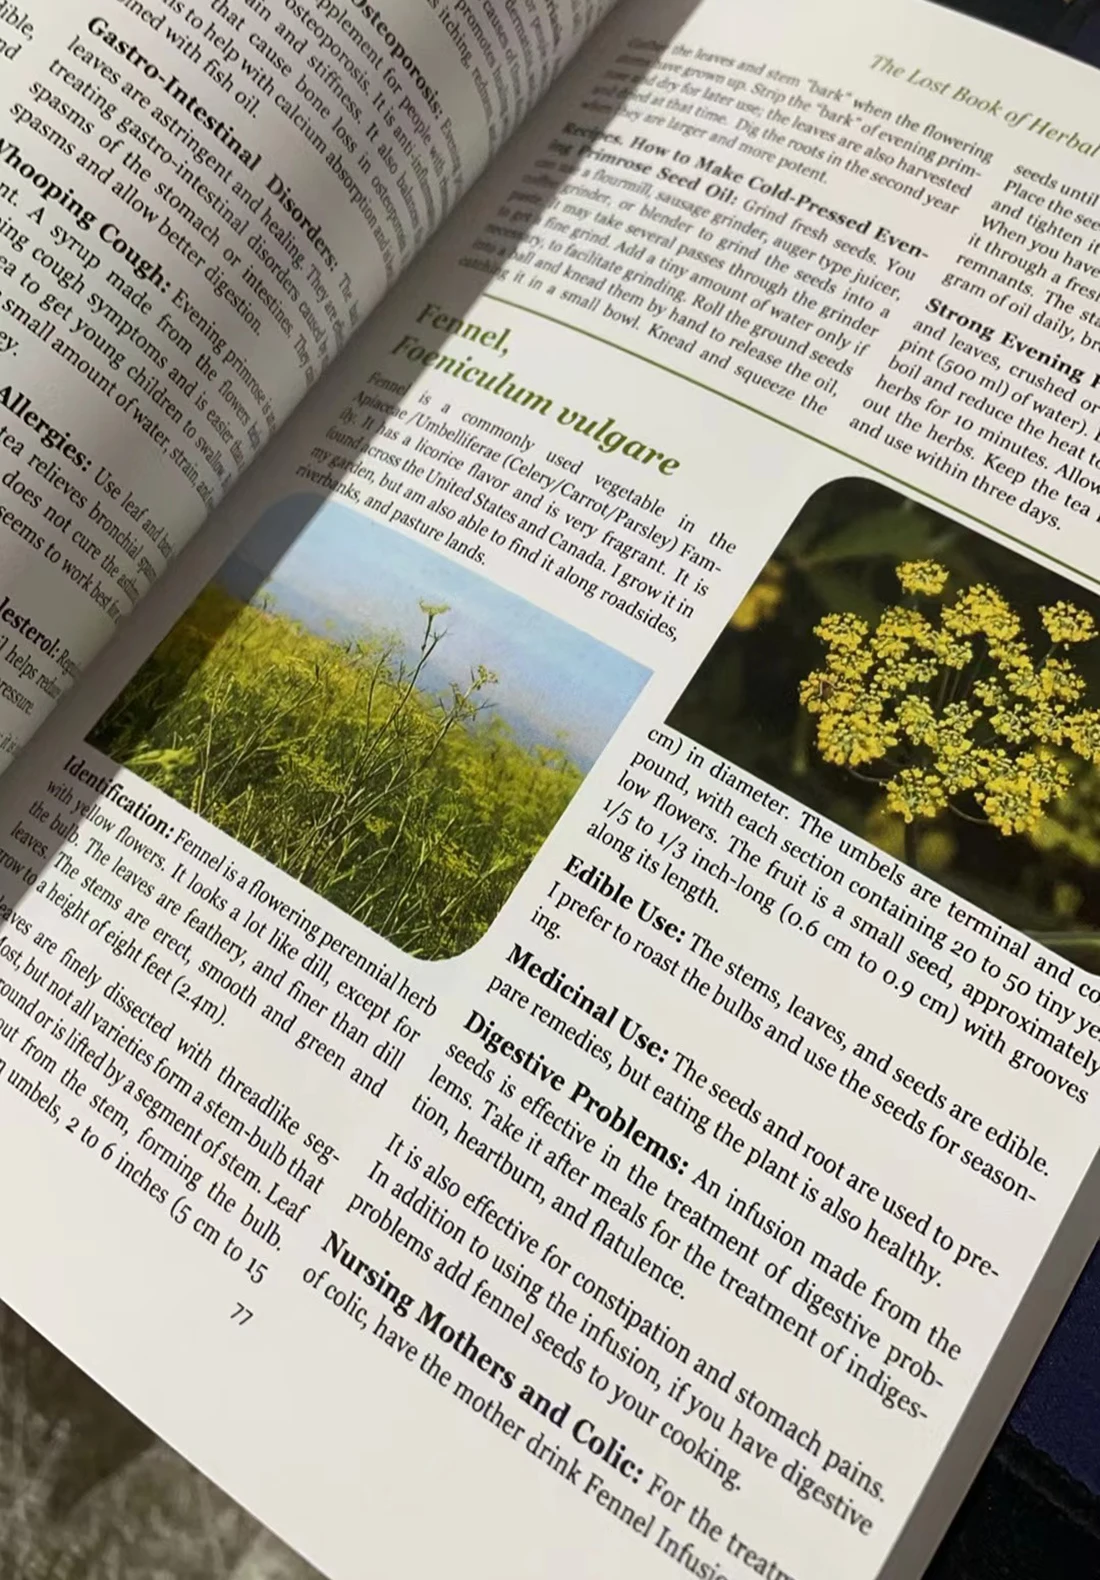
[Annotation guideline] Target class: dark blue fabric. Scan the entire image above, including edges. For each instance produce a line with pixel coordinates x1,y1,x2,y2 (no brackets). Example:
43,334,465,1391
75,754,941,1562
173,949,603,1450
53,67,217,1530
934,0,1079,41
1063,11,1100,64
923,1,1100,1559
929,1429,1100,1576
1010,1248,1100,1495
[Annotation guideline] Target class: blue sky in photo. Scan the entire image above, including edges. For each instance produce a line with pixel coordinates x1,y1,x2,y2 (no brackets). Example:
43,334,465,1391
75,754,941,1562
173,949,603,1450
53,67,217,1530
218,496,650,768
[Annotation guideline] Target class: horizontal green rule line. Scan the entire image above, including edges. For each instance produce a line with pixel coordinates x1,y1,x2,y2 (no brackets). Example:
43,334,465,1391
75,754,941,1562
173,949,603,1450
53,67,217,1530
482,291,1100,596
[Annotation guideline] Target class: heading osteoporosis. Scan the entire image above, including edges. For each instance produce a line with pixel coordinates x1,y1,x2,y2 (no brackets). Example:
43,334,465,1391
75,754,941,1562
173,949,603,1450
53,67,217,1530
391,304,682,475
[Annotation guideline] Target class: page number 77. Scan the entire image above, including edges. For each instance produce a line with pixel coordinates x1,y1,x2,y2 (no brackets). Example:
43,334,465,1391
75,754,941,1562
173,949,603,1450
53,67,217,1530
230,1304,254,1326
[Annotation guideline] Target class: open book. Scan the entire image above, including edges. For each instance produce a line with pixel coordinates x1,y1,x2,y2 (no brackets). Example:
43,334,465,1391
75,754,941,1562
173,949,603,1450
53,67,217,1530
4,0,1100,1573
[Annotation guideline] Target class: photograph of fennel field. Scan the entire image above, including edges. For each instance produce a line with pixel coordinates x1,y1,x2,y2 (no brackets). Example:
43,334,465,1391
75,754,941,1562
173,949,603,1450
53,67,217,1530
0,1298,321,1579
90,497,648,959
669,477,1100,973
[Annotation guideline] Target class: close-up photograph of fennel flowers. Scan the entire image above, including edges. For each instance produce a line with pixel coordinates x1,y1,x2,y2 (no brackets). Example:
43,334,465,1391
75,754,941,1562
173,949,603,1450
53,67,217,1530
669,477,1100,973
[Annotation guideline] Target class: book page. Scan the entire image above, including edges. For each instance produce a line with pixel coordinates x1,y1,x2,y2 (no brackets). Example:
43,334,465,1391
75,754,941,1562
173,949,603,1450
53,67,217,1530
0,0,614,771
5,0,1100,1578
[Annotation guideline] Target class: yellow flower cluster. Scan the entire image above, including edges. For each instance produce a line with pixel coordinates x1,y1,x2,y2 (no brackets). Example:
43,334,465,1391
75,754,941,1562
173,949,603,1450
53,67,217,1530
731,560,785,630
1030,763,1100,871
801,559,1099,836
1042,602,1096,644
897,560,949,597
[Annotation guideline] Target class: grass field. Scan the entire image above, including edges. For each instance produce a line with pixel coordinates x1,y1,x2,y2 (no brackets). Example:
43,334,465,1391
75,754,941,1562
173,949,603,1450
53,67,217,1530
91,585,586,958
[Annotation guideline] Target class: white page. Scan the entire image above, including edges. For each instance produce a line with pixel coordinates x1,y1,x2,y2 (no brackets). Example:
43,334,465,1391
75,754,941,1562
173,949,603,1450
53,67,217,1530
0,0,614,768
3,1,1100,1578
